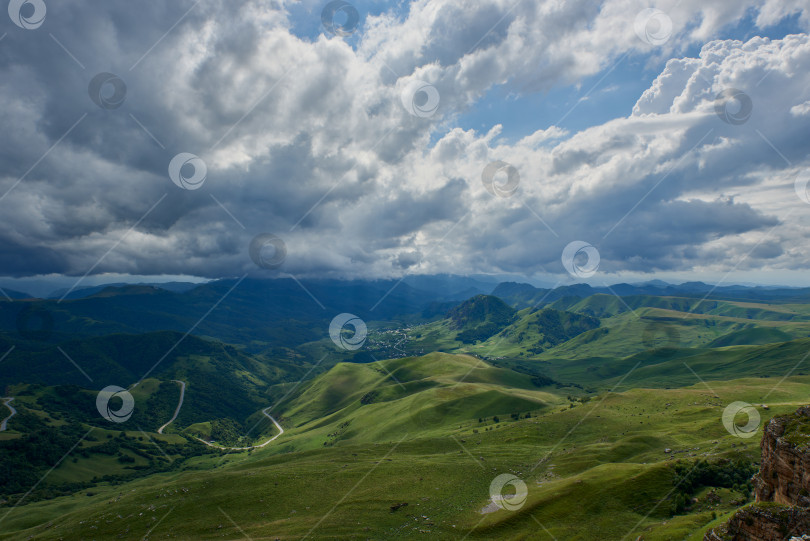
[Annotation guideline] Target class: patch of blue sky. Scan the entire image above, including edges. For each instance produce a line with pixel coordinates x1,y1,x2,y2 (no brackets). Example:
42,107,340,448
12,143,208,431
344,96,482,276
448,9,806,146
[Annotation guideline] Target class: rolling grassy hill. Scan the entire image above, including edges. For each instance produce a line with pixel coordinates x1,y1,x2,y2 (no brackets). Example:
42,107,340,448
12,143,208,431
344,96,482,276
399,292,810,374
0,331,320,504
548,293,810,321
0,331,310,428
2,370,808,540
5,284,810,539
273,352,559,449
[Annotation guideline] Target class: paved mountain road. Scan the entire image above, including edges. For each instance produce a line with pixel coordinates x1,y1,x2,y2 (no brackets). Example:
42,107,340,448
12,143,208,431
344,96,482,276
194,407,284,450
1,397,17,431
157,380,186,434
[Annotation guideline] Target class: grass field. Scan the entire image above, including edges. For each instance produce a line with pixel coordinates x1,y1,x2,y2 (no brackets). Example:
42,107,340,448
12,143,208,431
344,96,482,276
1,360,806,540
3,293,810,539
402,295,810,364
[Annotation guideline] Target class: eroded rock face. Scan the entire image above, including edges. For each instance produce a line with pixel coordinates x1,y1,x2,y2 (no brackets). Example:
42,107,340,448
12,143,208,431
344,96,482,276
754,406,810,507
704,504,810,540
704,406,810,541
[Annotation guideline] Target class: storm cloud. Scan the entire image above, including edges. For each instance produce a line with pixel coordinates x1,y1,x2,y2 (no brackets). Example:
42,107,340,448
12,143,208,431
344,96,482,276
0,0,808,281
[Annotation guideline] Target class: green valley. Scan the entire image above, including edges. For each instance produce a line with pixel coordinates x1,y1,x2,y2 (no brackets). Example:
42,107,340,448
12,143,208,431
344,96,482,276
2,280,810,539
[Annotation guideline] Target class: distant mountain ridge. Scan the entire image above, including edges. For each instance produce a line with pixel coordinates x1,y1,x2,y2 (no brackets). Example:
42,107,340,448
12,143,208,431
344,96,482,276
0,278,461,351
4,274,808,303
3,275,810,365
47,281,201,300
0,288,31,300
492,281,810,309
401,274,497,300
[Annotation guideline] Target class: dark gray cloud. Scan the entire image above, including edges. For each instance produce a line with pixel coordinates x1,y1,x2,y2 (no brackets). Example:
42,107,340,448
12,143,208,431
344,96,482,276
0,1,808,281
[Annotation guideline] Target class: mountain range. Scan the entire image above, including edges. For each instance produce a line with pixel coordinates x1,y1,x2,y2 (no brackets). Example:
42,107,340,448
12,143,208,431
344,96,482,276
2,274,810,539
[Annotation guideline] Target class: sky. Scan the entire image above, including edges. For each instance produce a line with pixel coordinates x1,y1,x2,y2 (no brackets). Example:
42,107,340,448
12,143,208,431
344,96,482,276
2,0,810,292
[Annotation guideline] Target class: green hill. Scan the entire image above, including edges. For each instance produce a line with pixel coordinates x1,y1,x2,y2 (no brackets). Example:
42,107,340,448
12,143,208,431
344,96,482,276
8,287,810,540
543,336,810,391
274,352,559,449
4,375,809,540
402,292,810,367
481,306,601,356
446,295,517,343
705,327,793,347
0,278,452,354
0,331,309,428
550,294,810,322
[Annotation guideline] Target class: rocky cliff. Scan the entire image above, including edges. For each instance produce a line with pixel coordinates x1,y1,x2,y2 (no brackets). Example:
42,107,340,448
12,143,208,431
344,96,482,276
704,406,810,540
754,406,810,506
704,504,810,540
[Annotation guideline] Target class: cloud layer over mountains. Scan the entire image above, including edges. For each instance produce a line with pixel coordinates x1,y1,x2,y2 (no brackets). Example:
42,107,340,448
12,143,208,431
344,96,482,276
1,0,809,280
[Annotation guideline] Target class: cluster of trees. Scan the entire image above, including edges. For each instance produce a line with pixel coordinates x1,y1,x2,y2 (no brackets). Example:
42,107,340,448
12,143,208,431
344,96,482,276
35,385,97,424
208,418,246,445
0,423,89,495
75,438,221,492
359,391,378,405
173,368,261,428
0,413,222,507
669,458,757,515
478,412,534,424
530,375,557,387
134,381,182,430
20,382,181,431
456,323,504,344
510,412,531,420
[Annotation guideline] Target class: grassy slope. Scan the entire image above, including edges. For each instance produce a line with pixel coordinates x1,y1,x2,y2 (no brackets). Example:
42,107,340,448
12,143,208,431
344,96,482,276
542,336,810,391
6,293,810,539
403,296,810,368
2,362,808,540
275,352,560,450
1,380,194,486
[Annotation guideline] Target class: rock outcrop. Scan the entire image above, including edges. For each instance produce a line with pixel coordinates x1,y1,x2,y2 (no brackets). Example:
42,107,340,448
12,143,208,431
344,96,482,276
704,406,810,540
754,406,810,506
704,504,810,540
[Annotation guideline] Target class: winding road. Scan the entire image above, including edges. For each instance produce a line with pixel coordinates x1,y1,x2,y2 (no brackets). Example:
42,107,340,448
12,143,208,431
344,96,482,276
157,380,186,434
194,407,284,450
1,397,17,431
